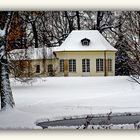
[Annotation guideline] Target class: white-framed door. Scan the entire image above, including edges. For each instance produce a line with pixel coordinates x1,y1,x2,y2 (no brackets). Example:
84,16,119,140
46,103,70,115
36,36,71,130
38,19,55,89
82,59,90,76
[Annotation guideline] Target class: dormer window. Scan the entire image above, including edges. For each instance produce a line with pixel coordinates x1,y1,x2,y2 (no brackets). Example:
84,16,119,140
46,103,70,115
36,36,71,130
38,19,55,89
81,38,90,46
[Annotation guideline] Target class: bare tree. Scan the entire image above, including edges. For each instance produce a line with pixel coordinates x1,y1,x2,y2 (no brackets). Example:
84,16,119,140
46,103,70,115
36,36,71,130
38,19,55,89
123,11,140,82
19,12,43,48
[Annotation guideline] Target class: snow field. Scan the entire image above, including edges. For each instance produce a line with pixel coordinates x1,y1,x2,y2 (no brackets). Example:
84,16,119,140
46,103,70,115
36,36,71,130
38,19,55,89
0,76,140,129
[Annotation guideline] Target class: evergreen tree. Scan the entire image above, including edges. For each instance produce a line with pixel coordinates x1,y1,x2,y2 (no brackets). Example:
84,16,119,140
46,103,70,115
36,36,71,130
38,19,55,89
115,35,131,75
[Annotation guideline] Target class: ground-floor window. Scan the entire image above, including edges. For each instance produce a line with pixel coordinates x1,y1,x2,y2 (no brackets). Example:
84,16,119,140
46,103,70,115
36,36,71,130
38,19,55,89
48,64,53,72
60,59,64,72
82,59,90,72
96,59,104,72
69,59,76,72
48,64,54,76
108,59,112,72
36,65,40,73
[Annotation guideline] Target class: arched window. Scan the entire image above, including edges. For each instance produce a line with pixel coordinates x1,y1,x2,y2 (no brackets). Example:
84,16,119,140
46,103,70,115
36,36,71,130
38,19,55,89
48,64,53,72
36,65,40,73
96,59,104,72
82,59,90,72
60,59,64,72
108,59,112,72
48,64,54,76
69,59,76,72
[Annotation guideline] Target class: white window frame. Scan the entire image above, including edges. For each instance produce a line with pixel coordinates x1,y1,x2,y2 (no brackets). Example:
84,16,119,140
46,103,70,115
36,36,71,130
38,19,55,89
60,59,64,72
108,59,112,72
96,59,104,72
82,59,90,72
69,59,76,72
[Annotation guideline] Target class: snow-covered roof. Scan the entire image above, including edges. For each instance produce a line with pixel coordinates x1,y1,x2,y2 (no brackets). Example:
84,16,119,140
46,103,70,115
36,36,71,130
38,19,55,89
9,30,117,61
9,47,54,60
54,30,117,52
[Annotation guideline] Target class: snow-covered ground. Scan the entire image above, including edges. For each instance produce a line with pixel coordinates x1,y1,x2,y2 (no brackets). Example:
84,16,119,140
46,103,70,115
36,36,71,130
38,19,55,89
0,76,140,129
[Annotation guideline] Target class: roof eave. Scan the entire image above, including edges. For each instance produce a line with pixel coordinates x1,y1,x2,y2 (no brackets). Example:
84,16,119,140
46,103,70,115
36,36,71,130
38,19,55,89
54,50,117,52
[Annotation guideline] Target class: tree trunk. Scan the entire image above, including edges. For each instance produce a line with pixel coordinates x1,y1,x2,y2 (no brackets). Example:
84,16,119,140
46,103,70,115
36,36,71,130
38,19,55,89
0,11,15,110
96,11,104,32
31,21,38,48
64,11,75,33
0,55,15,110
76,11,81,30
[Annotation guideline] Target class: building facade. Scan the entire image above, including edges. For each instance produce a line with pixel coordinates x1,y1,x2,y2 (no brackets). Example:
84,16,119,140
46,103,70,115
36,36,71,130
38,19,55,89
54,30,117,77
10,30,117,77
54,51,116,77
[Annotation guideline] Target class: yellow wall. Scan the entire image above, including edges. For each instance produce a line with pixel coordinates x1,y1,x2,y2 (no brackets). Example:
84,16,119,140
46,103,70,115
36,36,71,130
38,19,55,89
10,51,116,77
30,59,56,77
10,59,56,78
55,51,116,76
